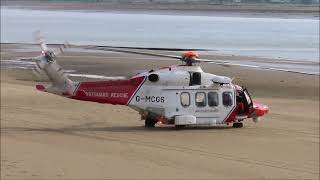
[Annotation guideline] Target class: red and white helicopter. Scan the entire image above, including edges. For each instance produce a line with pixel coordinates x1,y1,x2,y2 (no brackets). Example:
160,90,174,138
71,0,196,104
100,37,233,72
29,36,278,129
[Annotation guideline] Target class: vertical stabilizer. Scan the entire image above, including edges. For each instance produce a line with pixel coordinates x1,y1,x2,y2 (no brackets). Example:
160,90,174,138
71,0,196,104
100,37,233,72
34,32,77,96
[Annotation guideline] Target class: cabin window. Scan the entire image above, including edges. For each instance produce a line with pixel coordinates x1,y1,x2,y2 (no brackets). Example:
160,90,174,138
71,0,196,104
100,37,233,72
195,92,206,107
222,92,233,107
208,92,219,107
180,92,190,107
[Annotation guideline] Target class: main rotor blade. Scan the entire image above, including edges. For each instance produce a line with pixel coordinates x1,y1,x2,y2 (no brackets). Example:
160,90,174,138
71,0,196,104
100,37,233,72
196,58,318,75
65,44,213,52
57,44,213,52
2,42,212,52
86,47,182,60
91,46,212,51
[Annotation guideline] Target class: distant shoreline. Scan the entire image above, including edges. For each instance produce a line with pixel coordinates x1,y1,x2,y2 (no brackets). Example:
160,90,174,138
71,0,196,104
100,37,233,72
1,42,319,75
2,1,319,14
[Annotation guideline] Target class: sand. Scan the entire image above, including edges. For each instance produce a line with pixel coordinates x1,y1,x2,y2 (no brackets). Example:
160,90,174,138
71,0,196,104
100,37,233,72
1,44,319,179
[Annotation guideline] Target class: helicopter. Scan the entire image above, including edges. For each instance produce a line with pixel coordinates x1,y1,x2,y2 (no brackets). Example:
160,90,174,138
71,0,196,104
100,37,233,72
25,34,298,129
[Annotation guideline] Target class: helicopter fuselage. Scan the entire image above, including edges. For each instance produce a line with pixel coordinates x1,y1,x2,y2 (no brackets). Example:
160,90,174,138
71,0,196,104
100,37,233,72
33,37,268,128
63,65,268,127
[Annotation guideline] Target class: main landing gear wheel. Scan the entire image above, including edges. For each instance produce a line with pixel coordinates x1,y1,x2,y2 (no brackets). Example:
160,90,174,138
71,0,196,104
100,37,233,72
175,125,185,130
145,118,157,128
232,122,243,128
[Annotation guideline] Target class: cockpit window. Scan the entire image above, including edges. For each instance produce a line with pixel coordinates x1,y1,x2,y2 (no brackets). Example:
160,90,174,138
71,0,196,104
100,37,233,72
222,92,233,107
208,92,219,107
196,92,206,107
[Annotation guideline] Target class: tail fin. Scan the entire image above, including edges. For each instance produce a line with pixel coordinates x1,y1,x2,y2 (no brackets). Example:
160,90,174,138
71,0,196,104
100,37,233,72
34,32,77,96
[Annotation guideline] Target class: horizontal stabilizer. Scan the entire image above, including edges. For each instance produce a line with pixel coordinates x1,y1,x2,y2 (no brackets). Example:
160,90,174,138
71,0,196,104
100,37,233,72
36,84,46,91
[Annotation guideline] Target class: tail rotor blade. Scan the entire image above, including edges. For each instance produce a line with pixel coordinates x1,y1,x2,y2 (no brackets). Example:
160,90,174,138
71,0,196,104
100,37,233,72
34,31,71,61
32,68,41,78
31,61,45,78
34,31,48,52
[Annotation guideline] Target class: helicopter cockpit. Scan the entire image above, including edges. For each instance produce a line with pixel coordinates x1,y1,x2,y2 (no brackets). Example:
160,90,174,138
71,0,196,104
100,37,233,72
236,88,253,115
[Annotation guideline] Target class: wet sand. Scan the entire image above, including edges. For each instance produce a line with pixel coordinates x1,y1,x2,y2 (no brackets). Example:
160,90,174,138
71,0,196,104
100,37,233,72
1,44,319,179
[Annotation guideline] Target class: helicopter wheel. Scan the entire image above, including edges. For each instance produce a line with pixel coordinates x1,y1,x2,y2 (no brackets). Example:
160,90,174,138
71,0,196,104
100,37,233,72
232,122,243,128
174,125,185,130
145,118,157,128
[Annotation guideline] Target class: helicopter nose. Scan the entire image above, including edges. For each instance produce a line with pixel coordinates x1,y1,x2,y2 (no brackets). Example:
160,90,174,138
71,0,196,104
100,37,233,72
253,102,269,117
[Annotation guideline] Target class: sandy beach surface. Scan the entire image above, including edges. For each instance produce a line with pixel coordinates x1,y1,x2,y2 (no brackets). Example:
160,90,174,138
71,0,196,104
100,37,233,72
1,43,319,179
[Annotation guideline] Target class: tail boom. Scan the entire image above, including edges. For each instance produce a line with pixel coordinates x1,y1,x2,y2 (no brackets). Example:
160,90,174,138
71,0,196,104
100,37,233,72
70,76,146,105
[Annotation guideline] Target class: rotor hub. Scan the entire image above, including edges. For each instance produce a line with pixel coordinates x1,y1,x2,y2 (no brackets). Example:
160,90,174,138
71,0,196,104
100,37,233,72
43,50,55,63
181,51,199,66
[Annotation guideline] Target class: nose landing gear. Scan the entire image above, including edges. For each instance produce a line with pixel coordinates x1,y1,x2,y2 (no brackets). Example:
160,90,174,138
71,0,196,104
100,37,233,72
232,122,243,128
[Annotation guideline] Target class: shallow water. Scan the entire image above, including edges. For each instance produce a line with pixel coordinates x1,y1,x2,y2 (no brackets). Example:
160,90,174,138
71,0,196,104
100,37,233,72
1,7,319,74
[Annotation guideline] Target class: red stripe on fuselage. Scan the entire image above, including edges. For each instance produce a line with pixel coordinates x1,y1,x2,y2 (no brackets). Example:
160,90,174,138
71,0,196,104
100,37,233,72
224,108,237,123
71,76,145,105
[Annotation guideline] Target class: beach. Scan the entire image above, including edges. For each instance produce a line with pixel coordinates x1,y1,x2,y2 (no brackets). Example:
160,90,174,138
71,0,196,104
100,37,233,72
1,2,319,179
1,43,319,179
